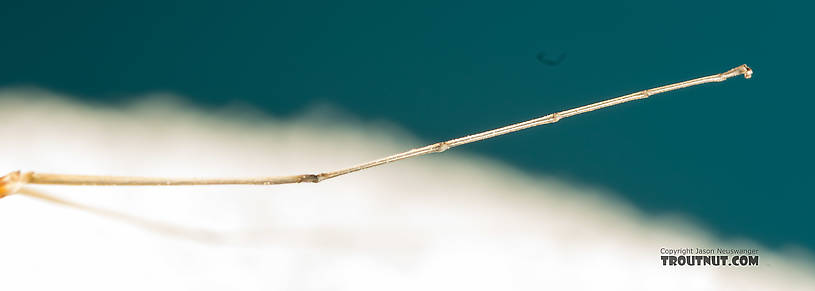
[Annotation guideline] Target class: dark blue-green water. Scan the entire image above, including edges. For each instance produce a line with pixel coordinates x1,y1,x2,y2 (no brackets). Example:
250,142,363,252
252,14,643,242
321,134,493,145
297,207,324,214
1,1,812,251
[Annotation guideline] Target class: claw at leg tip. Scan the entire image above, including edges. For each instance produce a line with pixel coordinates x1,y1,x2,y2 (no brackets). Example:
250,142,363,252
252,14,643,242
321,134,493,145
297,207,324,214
743,64,753,79
0,171,25,198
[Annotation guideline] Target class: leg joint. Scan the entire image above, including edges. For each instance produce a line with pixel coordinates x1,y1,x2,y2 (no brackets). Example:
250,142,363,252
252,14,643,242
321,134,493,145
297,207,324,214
431,142,451,153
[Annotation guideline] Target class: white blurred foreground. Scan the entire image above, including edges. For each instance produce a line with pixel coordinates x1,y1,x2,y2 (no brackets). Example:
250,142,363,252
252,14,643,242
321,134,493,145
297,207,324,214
0,89,812,290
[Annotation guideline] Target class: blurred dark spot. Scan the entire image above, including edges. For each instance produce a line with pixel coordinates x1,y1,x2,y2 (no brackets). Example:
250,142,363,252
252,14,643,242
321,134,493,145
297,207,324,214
536,52,567,66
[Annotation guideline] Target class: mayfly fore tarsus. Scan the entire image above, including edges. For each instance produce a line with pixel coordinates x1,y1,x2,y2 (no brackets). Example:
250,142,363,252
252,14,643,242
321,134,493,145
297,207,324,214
0,64,753,198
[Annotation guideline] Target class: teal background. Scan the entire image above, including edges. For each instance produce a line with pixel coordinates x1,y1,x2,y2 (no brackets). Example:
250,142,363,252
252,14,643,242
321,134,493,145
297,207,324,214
1,1,812,250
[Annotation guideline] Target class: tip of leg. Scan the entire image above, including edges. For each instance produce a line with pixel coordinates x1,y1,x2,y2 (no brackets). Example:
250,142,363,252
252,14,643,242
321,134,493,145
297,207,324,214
742,64,753,79
1,171,24,198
